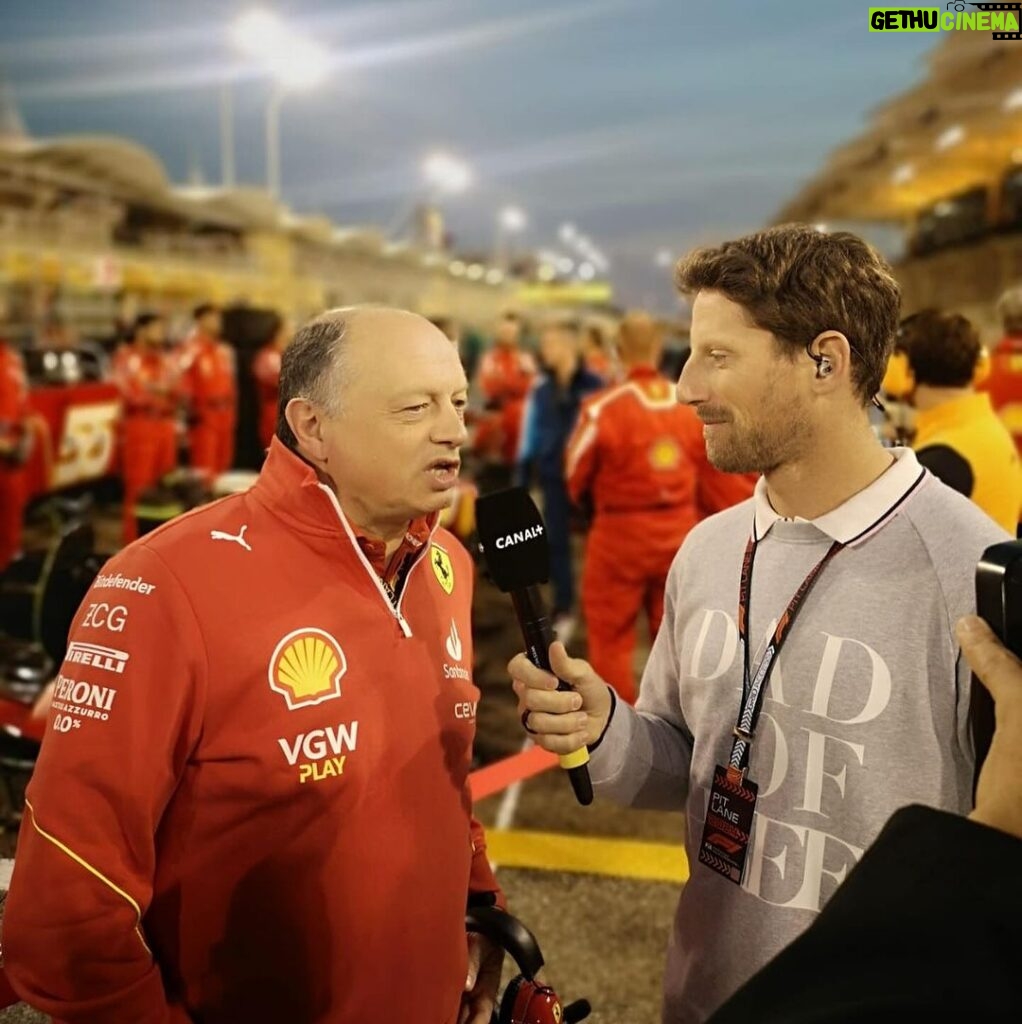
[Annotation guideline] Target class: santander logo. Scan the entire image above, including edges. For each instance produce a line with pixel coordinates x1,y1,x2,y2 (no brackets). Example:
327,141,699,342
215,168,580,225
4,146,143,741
446,619,463,662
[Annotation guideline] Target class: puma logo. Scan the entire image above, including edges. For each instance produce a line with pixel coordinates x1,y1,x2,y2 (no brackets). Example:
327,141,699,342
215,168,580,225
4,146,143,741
210,525,251,551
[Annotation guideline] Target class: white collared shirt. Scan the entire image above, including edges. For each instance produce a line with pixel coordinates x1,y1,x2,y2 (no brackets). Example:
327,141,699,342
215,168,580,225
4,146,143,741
753,447,926,546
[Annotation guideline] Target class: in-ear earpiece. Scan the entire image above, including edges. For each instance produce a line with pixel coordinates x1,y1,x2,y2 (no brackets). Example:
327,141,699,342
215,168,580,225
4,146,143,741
816,358,833,378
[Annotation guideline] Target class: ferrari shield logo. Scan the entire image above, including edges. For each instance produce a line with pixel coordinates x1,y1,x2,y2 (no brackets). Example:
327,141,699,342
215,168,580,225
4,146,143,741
430,544,454,595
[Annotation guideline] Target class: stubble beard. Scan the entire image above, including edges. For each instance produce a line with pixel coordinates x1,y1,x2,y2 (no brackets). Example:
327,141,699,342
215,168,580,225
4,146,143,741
705,408,810,475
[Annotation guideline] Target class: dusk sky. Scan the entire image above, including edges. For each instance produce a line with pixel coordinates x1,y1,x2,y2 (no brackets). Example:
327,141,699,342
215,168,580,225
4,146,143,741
1,1,937,309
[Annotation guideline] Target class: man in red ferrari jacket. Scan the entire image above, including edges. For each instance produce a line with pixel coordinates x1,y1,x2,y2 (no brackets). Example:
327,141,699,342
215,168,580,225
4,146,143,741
983,284,1022,456
0,336,32,571
4,307,505,1024
565,312,756,702
111,313,183,543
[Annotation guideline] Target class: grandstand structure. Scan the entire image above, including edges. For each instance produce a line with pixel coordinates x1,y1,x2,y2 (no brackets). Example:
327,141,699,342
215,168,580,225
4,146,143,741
0,126,517,338
777,32,1022,333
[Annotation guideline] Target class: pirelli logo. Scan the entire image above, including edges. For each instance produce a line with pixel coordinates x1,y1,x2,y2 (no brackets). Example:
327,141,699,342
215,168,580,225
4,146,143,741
65,642,130,675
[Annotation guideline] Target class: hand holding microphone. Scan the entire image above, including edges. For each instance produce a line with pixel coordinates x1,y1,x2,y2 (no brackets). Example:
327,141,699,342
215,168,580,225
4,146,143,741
509,642,612,758
476,488,600,805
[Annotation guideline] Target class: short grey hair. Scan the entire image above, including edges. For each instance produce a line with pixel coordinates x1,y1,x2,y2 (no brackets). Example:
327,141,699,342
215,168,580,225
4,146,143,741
276,309,351,450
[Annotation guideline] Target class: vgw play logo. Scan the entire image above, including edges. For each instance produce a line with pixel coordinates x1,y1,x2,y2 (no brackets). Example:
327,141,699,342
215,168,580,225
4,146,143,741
870,3,1021,38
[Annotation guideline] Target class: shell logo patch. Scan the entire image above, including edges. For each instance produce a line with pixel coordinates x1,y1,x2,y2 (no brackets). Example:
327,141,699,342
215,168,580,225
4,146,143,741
431,544,455,595
649,436,682,471
269,628,347,711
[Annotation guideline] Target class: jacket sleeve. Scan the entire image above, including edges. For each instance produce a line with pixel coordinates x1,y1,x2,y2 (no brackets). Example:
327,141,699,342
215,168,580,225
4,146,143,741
588,549,693,810
707,806,1022,1023
564,401,600,506
3,545,207,1024
0,348,28,449
112,348,160,409
513,387,539,488
462,559,506,912
475,352,501,403
467,816,506,910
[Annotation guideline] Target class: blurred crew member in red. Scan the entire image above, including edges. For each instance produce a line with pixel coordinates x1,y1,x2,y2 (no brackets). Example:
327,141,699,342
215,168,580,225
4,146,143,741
0,337,31,571
566,312,755,702
474,312,536,477
252,313,291,452
4,307,504,1024
982,285,1022,455
179,303,236,476
112,313,182,542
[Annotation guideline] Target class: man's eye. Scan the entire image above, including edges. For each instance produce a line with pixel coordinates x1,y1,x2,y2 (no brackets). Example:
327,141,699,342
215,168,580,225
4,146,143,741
403,403,429,413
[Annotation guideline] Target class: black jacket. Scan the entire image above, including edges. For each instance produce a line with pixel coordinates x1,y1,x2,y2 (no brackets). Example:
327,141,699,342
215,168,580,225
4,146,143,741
709,805,1022,1023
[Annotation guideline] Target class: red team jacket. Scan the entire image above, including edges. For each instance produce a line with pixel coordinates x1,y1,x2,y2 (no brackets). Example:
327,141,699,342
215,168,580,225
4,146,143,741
566,365,756,518
0,341,29,453
981,333,1022,456
474,346,536,464
4,440,502,1024
252,342,282,450
178,332,236,414
111,344,182,416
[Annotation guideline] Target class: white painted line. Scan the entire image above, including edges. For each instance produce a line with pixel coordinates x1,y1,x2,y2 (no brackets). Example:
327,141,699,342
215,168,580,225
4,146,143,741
490,737,532,871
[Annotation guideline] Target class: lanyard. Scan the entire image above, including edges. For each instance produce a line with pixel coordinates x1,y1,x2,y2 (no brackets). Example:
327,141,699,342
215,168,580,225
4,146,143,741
729,531,844,772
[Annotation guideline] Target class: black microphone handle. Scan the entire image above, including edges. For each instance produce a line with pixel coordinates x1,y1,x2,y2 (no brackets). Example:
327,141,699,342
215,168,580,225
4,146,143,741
510,587,594,806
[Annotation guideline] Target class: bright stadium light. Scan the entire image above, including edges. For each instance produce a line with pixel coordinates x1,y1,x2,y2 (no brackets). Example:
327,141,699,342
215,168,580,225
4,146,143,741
423,151,473,194
578,261,596,281
233,9,280,54
559,223,577,244
1004,87,1022,112
500,206,527,232
232,9,331,196
656,249,674,268
233,9,329,89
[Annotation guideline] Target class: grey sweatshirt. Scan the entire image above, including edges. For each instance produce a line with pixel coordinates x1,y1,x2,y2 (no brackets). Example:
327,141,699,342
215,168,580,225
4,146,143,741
588,449,1008,1023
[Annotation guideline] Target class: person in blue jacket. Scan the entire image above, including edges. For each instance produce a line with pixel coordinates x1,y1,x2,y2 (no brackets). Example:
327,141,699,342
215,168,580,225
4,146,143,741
515,320,604,638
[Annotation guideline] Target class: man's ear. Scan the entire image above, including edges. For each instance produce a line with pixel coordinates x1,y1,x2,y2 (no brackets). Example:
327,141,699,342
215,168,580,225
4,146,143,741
285,398,327,461
807,330,854,392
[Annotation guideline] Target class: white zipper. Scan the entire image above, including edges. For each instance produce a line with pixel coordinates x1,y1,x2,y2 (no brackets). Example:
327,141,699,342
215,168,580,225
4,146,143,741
317,483,437,638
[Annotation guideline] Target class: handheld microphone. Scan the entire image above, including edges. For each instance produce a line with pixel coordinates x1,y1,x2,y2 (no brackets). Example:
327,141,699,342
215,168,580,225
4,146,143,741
476,487,593,806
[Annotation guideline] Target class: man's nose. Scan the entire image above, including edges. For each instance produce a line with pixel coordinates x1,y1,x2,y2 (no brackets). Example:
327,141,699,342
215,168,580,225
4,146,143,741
676,356,705,406
436,402,469,446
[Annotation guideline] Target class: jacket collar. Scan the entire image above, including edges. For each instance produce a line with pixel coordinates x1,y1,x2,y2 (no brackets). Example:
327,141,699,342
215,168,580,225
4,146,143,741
625,364,661,381
251,438,438,546
753,447,925,545
251,440,439,636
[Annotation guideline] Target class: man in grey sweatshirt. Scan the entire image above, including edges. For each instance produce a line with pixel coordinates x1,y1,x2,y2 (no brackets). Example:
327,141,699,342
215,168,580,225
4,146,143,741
510,225,1008,1023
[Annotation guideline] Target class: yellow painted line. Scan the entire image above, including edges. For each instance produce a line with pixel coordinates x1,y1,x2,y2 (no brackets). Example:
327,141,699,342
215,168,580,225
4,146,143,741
487,828,689,884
